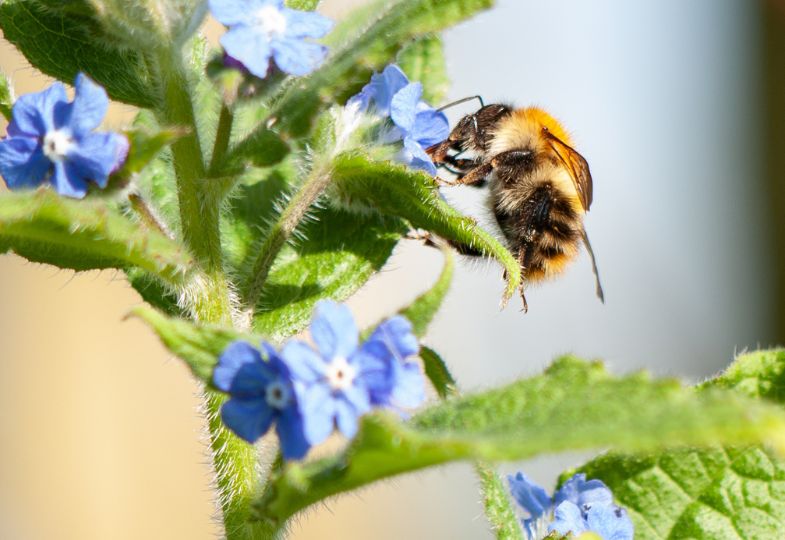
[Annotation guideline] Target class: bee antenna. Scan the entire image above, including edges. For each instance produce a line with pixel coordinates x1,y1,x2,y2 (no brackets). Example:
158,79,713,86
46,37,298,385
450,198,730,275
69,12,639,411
437,95,485,112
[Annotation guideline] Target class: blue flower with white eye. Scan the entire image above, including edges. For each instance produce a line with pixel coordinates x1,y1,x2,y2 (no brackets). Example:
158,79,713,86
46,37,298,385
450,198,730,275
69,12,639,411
213,341,310,460
280,301,424,445
348,64,448,175
508,472,634,540
0,73,128,199
209,0,333,79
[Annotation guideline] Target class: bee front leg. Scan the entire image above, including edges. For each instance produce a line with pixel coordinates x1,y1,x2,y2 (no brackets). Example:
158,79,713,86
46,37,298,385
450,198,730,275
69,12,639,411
455,162,494,186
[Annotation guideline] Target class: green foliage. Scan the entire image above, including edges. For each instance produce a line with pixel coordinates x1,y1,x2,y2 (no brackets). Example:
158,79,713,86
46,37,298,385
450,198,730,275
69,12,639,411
477,464,524,540
133,305,247,383
0,71,11,120
420,346,457,399
572,350,785,540
331,154,522,302
285,0,319,9
0,1,156,107
253,357,785,530
0,190,192,282
397,35,450,104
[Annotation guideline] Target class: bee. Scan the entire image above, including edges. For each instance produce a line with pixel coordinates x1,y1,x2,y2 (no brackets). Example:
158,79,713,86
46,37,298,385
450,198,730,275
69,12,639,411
427,100,604,311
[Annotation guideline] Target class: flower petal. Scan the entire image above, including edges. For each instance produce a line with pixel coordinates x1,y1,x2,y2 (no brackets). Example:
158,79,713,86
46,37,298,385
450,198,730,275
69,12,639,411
585,504,634,540
296,382,336,445
309,301,358,359
508,472,553,520
213,341,264,392
280,340,326,382
553,473,613,510
390,82,422,133
271,37,327,76
354,341,394,405
221,397,275,443
412,106,449,147
10,82,67,136
390,362,425,409
283,8,333,38
66,132,128,188
53,160,89,199
368,64,410,116
548,501,588,536
275,406,311,460
64,73,109,136
220,26,273,79
209,0,271,25
334,398,360,439
367,316,419,359
402,136,437,176
0,137,50,189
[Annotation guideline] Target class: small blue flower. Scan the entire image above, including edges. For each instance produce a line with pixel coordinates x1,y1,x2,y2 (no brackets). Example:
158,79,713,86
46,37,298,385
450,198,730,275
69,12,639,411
348,64,448,175
210,0,333,79
280,301,424,446
213,340,310,460
0,73,128,199
508,472,634,540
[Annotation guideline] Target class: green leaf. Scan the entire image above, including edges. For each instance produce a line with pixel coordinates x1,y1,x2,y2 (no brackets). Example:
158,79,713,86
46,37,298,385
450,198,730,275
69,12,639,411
571,349,785,540
285,0,319,9
0,1,156,107
477,464,524,540
397,35,450,105
420,345,457,399
224,0,493,165
332,154,522,302
132,306,246,382
400,247,454,337
253,357,785,529
125,267,184,317
0,190,192,282
0,71,12,121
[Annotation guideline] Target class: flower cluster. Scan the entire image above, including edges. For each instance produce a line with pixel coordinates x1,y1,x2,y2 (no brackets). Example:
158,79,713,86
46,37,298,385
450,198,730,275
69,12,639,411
213,301,424,459
0,74,128,199
508,472,634,540
347,64,449,175
209,0,333,79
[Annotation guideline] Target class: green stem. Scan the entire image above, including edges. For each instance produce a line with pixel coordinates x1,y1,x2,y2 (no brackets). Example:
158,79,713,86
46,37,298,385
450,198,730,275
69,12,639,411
155,45,264,539
244,161,333,311
209,103,234,176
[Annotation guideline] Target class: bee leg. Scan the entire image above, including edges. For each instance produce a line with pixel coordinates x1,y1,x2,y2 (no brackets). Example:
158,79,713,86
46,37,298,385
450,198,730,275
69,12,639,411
581,228,605,303
516,249,529,313
455,162,494,186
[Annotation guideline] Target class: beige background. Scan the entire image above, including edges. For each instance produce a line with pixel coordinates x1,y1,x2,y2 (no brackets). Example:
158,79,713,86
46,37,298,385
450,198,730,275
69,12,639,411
2,0,783,539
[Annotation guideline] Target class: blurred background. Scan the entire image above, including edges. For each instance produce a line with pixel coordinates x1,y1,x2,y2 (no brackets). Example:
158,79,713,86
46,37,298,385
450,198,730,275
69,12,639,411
1,0,783,538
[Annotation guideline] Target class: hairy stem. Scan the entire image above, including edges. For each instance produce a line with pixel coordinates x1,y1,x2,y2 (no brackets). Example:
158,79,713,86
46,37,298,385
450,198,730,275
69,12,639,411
244,161,333,311
156,45,263,539
128,193,170,237
209,103,234,176
476,464,524,540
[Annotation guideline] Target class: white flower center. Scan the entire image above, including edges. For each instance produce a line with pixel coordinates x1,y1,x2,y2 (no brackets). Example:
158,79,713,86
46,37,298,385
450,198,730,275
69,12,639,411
42,129,74,161
265,380,291,409
326,356,356,391
253,5,287,37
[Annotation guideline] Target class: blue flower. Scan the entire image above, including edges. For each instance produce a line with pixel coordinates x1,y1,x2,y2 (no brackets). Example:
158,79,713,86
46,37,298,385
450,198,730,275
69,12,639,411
508,472,634,540
210,0,333,79
0,73,128,199
213,340,310,460
348,64,448,175
280,301,424,445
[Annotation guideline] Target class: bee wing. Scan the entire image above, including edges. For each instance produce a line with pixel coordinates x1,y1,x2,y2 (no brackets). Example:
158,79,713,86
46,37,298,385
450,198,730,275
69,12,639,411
544,130,593,211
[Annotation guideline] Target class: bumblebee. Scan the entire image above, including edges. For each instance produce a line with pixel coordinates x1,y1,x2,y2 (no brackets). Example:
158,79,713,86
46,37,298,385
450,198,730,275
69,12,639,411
427,102,604,311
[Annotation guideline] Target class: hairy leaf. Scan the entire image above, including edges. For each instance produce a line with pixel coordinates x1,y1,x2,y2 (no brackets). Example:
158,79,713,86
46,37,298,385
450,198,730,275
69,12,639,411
285,0,319,9
125,267,184,317
0,1,156,107
0,190,192,282
87,0,207,47
572,349,785,540
132,306,247,382
331,154,521,302
0,71,11,120
397,35,450,105
420,346,457,399
253,357,785,529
